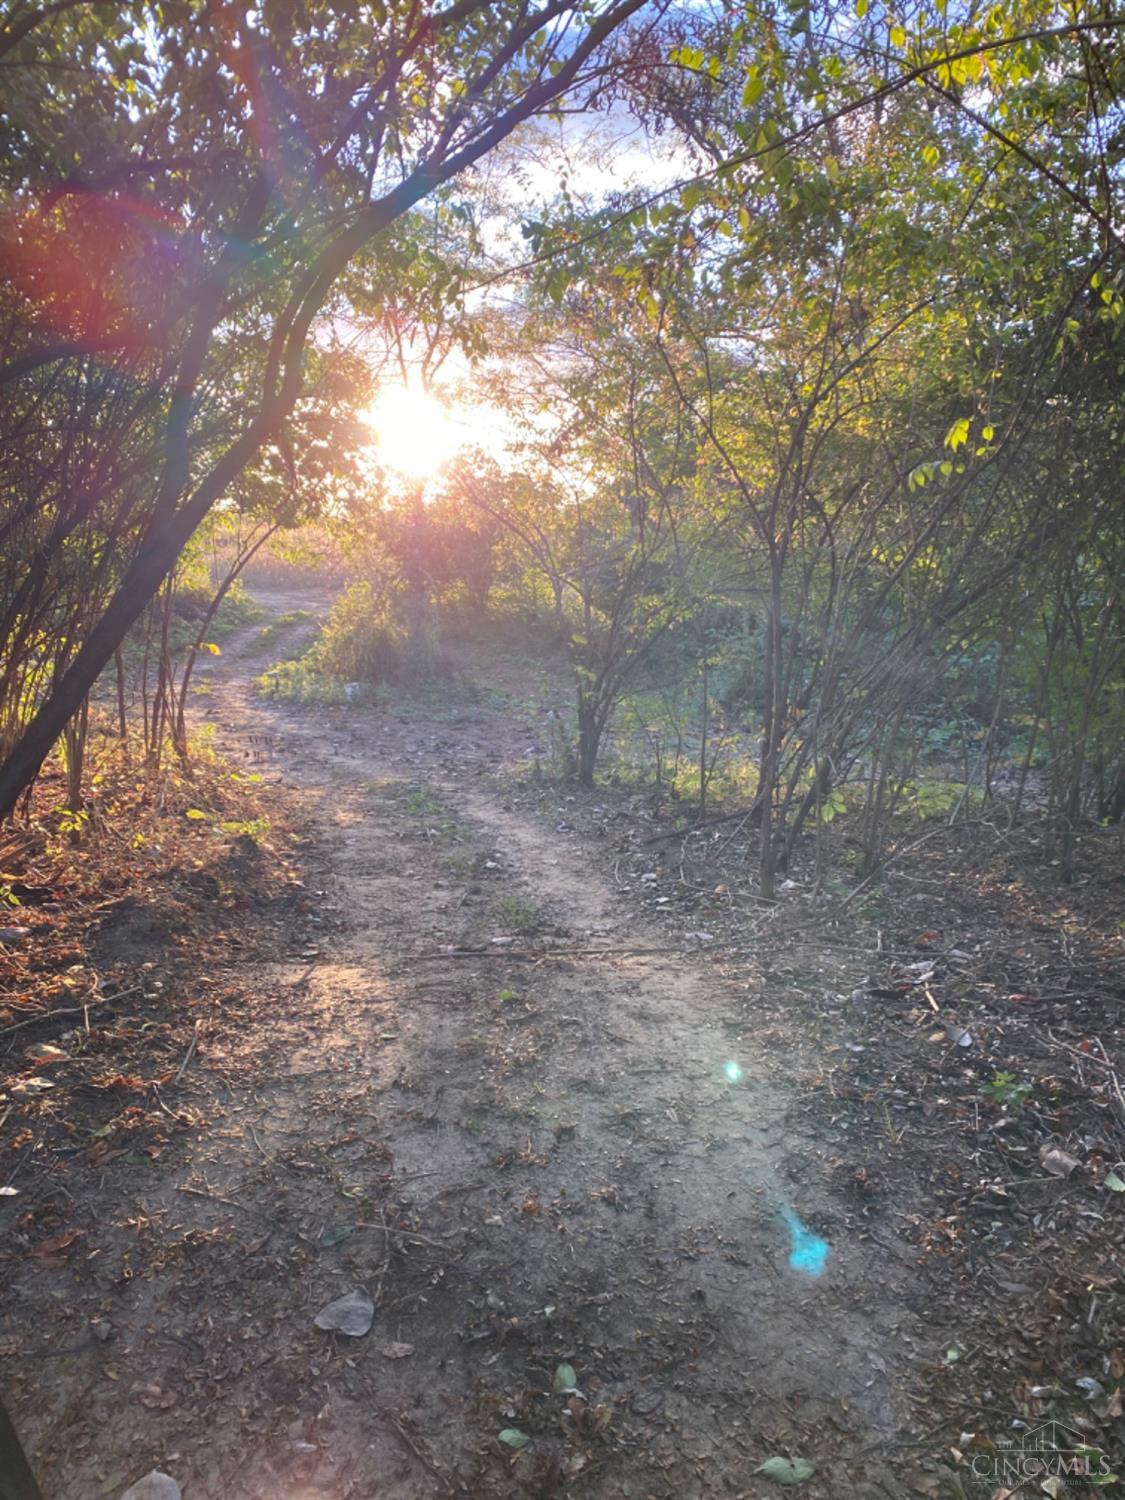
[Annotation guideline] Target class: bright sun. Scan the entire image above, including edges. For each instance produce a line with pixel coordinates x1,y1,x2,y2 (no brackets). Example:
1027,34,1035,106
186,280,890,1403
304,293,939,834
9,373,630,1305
365,384,463,480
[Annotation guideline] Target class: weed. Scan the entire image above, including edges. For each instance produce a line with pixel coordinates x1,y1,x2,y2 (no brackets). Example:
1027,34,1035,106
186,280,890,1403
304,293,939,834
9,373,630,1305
256,658,377,705
981,1071,1032,1111
882,1100,907,1144
219,817,271,839
497,896,539,933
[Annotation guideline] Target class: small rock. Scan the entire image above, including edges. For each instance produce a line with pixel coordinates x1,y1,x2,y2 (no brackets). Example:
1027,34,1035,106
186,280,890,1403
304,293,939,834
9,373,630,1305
120,1473,181,1500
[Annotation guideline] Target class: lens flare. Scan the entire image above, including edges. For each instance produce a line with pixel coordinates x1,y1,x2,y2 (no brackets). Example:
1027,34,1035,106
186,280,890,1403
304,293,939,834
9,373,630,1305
777,1202,829,1277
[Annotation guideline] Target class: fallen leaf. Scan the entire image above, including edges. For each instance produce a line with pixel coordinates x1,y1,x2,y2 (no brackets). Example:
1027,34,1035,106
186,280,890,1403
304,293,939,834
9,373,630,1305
24,1044,67,1064
31,1228,84,1257
313,1288,374,1337
11,1077,56,1096
756,1456,816,1485
498,1428,530,1450
553,1363,578,1393
1040,1146,1081,1178
380,1342,414,1360
1104,1172,1124,1193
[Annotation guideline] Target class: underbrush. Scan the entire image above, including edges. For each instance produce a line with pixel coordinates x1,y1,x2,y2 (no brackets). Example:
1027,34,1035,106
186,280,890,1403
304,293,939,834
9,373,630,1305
119,579,263,670
16,723,284,872
255,581,469,706
257,657,384,706
0,728,303,1045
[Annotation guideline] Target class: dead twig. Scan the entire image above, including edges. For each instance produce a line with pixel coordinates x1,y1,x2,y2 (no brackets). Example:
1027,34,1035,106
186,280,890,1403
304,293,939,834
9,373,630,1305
0,987,139,1039
178,1184,251,1212
355,1221,460,1250
172,1021,200,1085
386,1418,444,1480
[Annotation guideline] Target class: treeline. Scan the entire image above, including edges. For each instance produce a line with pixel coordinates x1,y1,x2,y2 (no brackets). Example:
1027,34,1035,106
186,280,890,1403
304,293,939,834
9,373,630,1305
1,0,1123,894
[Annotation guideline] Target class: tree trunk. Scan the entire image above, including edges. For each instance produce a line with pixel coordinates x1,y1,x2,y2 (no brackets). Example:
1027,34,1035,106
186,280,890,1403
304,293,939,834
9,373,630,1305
0,494,216,818
114,647,129,753
63,697,89,815
577,700,602,789
758,552,784,900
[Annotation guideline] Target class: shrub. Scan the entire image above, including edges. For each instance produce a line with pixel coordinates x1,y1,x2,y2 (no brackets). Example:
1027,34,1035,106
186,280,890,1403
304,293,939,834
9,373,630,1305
313,582,402,687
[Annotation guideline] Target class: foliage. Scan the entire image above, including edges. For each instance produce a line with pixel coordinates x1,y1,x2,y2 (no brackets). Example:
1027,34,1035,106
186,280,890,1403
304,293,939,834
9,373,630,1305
312,583,404,690
982,1072,1033,1112
0,0,655,816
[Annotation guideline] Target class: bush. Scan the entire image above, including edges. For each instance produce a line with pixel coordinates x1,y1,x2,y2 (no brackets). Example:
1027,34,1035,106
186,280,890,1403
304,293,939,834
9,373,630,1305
312,581,402,687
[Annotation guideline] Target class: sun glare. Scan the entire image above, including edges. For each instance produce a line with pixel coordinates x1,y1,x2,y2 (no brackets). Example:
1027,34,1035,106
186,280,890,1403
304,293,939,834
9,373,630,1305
365,384,463,480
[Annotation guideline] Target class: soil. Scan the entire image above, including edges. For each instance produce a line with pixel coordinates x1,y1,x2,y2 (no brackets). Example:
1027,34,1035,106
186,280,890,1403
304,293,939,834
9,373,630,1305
1,584,1121,1500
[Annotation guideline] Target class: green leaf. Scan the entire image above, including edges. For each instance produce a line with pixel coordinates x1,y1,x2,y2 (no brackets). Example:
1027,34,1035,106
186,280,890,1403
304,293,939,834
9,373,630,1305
680,181,706,212
1105,1172,1125,1192
185,809,208,820
889,23,906,47
855,0,867,16
498,1428,530,1450
756,1456,816,1485
742,70,764,108
944,417,971,451
553,1363,578,1392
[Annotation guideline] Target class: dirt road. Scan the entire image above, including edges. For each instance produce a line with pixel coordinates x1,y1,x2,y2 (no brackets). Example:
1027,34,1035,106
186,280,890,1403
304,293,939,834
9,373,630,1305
10,588,926,1498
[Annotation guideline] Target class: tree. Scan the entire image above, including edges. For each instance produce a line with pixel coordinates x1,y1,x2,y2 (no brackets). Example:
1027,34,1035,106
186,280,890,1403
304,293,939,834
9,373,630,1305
0,0,659,816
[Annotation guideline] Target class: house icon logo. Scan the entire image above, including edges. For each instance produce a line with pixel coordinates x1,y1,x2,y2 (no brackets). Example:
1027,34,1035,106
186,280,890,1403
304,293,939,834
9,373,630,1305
971,1420,1116,1490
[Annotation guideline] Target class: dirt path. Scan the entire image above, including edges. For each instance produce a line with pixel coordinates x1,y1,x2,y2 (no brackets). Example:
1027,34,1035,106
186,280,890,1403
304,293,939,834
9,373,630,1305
12,589,927,1499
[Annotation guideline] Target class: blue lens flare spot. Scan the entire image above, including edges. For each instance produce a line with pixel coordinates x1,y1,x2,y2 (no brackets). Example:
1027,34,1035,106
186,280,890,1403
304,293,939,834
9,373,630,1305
724,1061,742,1083
778,1203,829,1277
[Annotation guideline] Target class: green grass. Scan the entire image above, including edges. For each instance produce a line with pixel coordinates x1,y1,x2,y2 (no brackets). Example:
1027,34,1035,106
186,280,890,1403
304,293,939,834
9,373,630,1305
253,610,316,651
